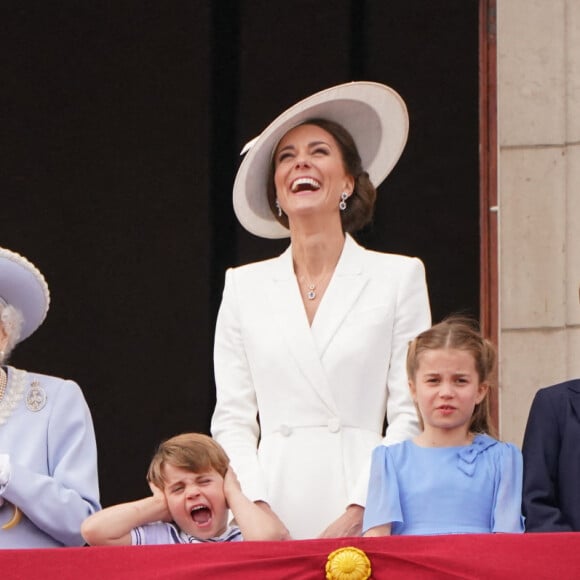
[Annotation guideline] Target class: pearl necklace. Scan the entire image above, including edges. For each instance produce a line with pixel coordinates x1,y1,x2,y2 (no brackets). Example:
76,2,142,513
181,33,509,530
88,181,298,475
0,368,7,401
0,367,26,425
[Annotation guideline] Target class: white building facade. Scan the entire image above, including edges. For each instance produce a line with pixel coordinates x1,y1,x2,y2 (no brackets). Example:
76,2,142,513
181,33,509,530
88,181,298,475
497,0,580,444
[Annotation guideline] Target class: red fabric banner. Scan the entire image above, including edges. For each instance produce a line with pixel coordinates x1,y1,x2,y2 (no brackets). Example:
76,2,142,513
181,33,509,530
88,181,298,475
2,533,579,579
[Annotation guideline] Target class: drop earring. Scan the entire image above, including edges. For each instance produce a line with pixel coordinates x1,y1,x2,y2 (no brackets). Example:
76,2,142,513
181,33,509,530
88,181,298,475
275,199,282,217
339,191,349,211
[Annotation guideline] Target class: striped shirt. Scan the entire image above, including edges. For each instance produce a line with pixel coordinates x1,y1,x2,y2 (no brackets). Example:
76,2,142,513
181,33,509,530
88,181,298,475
131,522,243,545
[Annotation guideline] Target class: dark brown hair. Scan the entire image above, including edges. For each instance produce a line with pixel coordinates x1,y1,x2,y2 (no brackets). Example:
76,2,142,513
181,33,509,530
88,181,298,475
266,118,377,233
147,433,230,489
406,316,497,437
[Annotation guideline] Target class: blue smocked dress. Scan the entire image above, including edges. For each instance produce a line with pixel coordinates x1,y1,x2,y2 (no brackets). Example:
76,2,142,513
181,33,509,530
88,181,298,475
363,434,524,535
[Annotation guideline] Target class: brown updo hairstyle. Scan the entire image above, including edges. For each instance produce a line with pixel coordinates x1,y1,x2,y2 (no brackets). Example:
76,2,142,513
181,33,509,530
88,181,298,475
406,316,497,438
266,118,377,234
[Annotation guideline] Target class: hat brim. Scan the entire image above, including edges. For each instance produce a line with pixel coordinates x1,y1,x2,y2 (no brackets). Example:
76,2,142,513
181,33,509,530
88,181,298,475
0,249,50,342
233,81,409,239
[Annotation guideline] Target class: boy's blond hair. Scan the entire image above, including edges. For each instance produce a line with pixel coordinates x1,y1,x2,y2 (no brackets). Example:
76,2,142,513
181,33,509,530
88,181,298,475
147,433,230,489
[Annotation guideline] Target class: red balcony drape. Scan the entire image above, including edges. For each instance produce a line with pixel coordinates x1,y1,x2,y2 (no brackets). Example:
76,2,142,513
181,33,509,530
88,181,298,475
2,533,579,579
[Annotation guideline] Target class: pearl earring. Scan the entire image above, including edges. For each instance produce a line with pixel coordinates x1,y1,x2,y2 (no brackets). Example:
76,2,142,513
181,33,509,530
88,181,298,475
339,191,349,211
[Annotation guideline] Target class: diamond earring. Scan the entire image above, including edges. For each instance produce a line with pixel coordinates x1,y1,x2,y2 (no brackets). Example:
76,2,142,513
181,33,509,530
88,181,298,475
339,191,349,211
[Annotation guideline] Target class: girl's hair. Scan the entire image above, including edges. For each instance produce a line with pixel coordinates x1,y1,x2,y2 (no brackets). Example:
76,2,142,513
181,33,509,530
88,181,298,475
406,316,497,437
0,304,24,364
266,118,377,234
147,433,230,489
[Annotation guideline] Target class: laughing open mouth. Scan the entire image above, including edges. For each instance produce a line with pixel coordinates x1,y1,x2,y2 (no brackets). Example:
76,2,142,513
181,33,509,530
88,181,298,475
191,505,212,525
291,177,321,193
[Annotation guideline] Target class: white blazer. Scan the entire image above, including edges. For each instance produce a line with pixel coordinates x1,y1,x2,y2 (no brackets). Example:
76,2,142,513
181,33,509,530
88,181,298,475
211,234,431,539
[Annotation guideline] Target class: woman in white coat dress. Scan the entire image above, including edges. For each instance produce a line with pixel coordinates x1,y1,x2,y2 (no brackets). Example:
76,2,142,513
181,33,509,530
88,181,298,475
0,247,100,548
211,82,431,539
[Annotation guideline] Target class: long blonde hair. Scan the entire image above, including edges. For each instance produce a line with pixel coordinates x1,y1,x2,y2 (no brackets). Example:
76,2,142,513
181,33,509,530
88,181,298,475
406,316,497,437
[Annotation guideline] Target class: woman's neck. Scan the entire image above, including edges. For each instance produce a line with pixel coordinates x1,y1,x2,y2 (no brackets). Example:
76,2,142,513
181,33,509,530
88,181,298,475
290,228,346,280
290,227,346,325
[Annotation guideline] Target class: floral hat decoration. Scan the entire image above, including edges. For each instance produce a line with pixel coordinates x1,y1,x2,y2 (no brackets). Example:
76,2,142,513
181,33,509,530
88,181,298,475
0,248,50,342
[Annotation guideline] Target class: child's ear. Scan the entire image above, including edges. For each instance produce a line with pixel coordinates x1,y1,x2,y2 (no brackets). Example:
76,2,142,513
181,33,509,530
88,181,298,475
408,380,417,401
476,382,489,404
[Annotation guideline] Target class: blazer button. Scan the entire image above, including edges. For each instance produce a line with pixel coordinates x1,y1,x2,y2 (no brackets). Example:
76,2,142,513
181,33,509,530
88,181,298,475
327,418,341,433
280,424,292,437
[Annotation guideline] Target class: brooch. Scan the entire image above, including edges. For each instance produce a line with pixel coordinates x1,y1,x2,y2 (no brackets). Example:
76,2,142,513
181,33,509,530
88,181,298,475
25,381,47,412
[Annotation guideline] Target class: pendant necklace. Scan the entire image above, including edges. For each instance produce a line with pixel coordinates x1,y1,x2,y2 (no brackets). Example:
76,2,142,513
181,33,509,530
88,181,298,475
302,270,331,301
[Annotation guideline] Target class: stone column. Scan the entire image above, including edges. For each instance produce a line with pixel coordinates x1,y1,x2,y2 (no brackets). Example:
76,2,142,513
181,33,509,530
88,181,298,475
497,0,580,444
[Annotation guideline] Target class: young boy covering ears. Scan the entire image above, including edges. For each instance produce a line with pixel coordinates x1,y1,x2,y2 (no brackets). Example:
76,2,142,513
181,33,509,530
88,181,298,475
81,433,289,545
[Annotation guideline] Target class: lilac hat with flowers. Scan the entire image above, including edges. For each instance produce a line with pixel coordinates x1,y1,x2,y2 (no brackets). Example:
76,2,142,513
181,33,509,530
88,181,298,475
0,248,50,342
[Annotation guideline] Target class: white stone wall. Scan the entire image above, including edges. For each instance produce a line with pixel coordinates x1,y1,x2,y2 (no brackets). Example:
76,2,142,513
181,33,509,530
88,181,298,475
497,0,580,445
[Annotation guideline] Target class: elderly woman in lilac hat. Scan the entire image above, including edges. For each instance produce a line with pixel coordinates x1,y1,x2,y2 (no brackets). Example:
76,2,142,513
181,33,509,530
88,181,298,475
0,247,100,548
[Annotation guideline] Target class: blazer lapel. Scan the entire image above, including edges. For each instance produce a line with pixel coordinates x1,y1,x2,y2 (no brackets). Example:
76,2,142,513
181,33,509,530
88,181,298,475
567,380,580,421
267,246,338,414
311,235,368,357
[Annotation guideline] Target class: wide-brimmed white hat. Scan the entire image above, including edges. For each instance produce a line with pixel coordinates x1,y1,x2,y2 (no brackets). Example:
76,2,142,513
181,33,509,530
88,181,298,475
0,248,50,342
233,81,409,239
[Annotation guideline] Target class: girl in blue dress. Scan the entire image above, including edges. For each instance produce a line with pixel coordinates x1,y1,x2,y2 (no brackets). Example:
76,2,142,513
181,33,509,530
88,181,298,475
363,317,524,536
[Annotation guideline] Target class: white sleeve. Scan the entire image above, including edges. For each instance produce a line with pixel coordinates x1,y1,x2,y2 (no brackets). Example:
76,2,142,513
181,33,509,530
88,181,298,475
0,453,10,487
211,268,269,502
0,453,10,506
383,257,431,444
349,257,431,507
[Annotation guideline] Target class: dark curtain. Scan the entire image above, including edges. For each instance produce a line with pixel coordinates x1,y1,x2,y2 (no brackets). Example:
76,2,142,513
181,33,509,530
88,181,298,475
1,0,479,506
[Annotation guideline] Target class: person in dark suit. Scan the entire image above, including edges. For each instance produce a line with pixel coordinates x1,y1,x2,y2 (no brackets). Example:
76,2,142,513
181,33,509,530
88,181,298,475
522,379,580,531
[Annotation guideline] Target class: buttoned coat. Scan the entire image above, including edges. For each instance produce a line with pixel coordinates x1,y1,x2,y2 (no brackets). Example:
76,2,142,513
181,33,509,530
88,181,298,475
0,367,100,548
522,379,580,531
212,235,431,539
